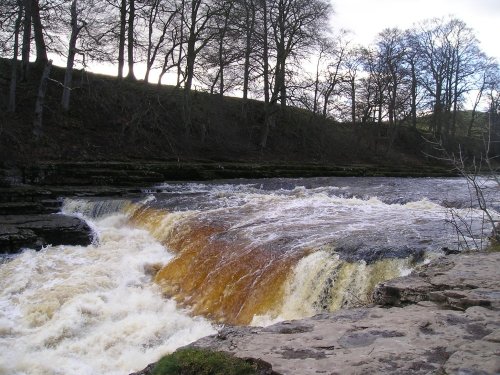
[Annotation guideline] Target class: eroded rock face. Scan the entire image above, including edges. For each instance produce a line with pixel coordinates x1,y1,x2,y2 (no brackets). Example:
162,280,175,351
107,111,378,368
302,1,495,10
178,253,499,375
373,253,500,310
0,214,93,253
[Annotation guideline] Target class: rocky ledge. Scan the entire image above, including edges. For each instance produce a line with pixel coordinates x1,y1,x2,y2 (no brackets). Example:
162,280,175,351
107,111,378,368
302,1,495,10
0,184,138,253
0,214,93,253
134,252,500,375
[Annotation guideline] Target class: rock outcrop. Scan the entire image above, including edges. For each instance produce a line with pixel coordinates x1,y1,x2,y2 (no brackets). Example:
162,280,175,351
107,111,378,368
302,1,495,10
134,253,500,375
0,214,94,253
373,253,500,310
0,183,136,253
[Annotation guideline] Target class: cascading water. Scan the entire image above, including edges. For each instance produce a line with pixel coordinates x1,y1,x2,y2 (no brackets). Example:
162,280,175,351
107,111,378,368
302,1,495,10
1,177,498,374
0,202,215,375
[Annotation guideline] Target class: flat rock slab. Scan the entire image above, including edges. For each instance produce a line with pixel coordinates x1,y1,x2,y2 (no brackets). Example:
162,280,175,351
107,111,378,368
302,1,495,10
183,253,500,375
189,304,499,375
0,214,93,253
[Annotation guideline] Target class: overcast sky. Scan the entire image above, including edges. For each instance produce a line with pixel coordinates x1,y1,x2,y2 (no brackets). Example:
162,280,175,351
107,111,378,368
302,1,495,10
331,0,500,61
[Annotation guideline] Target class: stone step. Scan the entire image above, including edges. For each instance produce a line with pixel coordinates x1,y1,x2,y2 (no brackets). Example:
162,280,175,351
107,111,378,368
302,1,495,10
0,187,53,203
0,201,61,215
40,199,63,211
0,202,46,215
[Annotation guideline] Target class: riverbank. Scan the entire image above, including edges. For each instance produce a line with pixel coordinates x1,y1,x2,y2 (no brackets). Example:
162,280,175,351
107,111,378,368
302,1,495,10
2,58,482,174
134,252,500,375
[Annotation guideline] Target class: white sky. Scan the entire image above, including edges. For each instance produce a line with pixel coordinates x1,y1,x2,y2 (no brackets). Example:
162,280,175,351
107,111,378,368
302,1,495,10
331,0,500,62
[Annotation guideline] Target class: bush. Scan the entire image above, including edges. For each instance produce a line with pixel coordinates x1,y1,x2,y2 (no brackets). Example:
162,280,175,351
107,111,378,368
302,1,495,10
152,348,258,375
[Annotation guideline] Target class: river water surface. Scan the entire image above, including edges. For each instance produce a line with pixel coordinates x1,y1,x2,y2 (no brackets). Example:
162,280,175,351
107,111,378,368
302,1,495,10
1,177,498,374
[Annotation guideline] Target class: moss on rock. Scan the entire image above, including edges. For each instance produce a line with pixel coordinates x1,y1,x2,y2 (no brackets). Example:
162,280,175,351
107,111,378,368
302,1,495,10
152,348,257,375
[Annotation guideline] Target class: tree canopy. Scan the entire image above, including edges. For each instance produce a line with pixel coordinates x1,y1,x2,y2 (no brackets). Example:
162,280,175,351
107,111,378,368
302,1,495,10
1,0,499,141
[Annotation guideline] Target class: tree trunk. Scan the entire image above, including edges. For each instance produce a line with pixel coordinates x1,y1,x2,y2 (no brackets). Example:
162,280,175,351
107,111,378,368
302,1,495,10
350,78,356,124
144,0,156,82
242,0,254,116
33,60,52,139
184,22,196,91
21,0,32,81
313,54,321,115
126,0,135,80
183,31,195,131
118,0,126,78
218,29,225,97
176,0,185,88
279,59,286,109
259,0,271,150
322,87,333,118
451,57,460,136
31,0,47,66
61,0,80,112
8,1,23,113
433,81,443,135
410,60,417,128
468,78,485,137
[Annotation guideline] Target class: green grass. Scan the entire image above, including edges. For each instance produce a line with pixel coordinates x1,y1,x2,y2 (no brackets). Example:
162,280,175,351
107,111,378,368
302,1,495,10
152,348,258,375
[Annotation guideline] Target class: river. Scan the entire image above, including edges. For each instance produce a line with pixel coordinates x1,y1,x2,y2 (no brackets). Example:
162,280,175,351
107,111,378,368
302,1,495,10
1,177,498,374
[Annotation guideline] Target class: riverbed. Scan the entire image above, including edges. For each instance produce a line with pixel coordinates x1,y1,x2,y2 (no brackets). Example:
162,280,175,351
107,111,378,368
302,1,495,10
0,177,498,374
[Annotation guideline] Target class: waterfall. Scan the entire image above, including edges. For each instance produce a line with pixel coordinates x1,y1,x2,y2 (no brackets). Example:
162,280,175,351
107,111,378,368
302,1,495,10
2,177,497,374
61,198,131,219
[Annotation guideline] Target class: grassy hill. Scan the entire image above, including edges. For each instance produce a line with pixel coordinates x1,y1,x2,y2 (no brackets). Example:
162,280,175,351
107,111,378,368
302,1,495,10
0,59,482,176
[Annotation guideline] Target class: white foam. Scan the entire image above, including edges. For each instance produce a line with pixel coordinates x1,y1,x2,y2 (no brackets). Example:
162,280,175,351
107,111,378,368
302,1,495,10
0,213,215,375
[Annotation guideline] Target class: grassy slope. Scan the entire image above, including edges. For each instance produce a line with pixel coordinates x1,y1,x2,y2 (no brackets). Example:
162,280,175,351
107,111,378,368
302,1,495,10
0,59,472,172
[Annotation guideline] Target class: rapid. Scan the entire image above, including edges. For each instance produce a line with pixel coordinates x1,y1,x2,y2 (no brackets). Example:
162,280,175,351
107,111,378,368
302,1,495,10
1,177,498,374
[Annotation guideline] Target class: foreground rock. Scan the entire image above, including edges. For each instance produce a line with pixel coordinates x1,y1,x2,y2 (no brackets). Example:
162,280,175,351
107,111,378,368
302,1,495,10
373,253,500,310
0,214,94,253
134,253,500,375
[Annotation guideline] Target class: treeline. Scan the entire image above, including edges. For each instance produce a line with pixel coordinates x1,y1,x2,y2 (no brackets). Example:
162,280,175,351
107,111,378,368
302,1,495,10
1,0,499,147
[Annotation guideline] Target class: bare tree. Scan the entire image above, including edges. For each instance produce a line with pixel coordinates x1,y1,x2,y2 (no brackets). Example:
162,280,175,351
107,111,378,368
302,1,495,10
342,47,362,124
410,17,487,138
60,0,114,110
268,0,331,109
240,0,257,115
404,29,422,128
61,0,85,111
426,134,499,251
8,0,24,112
126,0,136,79
182,0,218,131
33,60,52,138
319,32,350,118
257,0,272,149
142,0,179,82
31,0,48,65
20,0,32,81
117,0,126,78
468,59,499,137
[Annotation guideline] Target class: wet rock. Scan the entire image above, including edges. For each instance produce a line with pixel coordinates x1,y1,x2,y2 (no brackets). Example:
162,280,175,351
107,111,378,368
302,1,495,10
0,214,93,253
333,236,425,264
